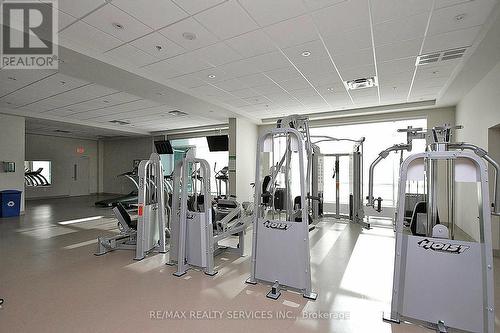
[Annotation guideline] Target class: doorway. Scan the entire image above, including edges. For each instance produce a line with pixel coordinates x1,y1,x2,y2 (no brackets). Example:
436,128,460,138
70,157,90,196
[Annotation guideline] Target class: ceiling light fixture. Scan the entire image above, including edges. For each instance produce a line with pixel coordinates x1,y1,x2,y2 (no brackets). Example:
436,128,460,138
7,76,17,81
155,45,162,51
169,110,188,116
182,32,197,40
59,80,66,85
327,87,334,92
455,13,466,21
112,22,124,30
344,76,378,90
207,74,216,79
301,51,311,57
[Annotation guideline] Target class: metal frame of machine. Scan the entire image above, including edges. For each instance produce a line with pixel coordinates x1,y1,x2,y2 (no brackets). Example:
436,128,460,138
246,125,317,300
95,153,167,260
367,125,500,333
168,152,252,277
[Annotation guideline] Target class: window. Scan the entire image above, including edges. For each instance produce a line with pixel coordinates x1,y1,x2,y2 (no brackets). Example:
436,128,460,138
162,137,229,196
24,161,52,186
310,118,427,209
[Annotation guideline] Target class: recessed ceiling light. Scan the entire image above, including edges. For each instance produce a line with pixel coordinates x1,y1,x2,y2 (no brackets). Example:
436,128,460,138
432,70,439,75
7,76,17,81
155,45,162,51
182,32,197,40
208,74,216,79
59,80,66,85
326,87,334,92
112,22,124,30
455,13,466,21
301,51,311,57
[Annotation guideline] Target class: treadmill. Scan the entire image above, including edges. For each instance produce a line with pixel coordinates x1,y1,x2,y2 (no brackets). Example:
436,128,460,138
95,170,139,208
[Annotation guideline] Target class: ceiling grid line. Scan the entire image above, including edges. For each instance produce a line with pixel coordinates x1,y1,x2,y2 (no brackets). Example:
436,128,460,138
367,0,381,105
16,83,94,109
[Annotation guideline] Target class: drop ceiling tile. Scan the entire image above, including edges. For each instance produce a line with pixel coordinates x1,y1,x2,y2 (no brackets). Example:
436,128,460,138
422,26,481,53
112,0,187,29
230,88,262,99
58,10,77,31
218,58,260,77
213,78,250,92
253,84,287,95
173,0,226,14
333,48,374,72
159,17,219,50
56,0,105,18
3,73,88,106
378,70,415,86
371,0,432,24
278,77,311,91
290,87,319,99
38,84,117,108
340,64,376,81
0,69,55,97
236,73,274,87
77,100,163,120
142,60,184,79
374,12,429,45
223,99,251,108
195,0,258,40
307,73,343,87
241,95,270,105
434,0,471,9
264,15,318,49
295,57,336,78
246,51,290,72
378,57,416,77
169,73,206,88
190,85,233,99
428,0,496,36
225,29,277,57
375,38,423,62
238,0,307,26
59,21,123,52
131,32,185,59
312,0,370,35
282,39,330,66
83,4,153,42
264,67,301,82
106,44,157,67
322,25,372,55
190,42,242,66
193,66,233,82
144,53,212,78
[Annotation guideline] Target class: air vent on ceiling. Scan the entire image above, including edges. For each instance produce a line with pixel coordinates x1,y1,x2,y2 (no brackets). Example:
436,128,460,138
54,129,72,134
344,76,378,90
169,110,188,117
109,120,130,125
416,47,468,66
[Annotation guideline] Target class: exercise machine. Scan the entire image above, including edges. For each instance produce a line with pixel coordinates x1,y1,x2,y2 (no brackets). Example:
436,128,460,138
246,117,317,300
214,164,229,199
95,153,168,260
168,150,252,276
311,136,367,227
24,168,50,187
368,125,499,333
94,168,139,208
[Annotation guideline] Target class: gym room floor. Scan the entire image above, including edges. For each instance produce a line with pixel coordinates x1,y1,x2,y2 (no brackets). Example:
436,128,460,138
1,195,499,333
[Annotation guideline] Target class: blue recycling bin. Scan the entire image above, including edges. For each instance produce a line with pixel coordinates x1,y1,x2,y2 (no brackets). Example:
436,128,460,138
0,190,22,218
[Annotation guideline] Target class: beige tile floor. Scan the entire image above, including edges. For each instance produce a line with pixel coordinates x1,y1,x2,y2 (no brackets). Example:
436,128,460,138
0,195,498,332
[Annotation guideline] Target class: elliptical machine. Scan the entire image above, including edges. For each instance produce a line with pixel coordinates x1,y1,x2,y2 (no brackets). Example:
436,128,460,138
368,125,499,333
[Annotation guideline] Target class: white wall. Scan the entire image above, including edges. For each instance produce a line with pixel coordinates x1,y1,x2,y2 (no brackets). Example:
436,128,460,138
0,114,25,212
235,118,258,202
455,61,500,246
25,134,98,199
102,137,154,194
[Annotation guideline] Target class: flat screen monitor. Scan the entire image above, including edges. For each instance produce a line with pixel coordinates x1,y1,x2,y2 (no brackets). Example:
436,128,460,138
206,135,228,152
154,140,173,154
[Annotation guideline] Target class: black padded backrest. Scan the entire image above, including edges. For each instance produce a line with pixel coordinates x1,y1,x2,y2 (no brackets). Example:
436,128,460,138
262,175,272,205
115,203,137,230
410,201,440,236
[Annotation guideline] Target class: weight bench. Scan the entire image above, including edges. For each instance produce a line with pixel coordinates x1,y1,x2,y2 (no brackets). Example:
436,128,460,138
95,203,138,256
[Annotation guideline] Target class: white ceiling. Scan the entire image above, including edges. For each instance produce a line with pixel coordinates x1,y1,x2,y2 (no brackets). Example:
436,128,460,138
1,0,499,136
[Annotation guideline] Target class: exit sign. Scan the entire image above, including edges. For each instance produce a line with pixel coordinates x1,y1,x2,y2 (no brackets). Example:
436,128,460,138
76,147,85,154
